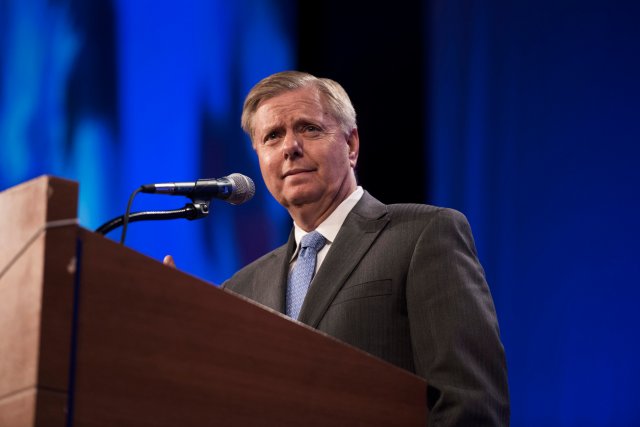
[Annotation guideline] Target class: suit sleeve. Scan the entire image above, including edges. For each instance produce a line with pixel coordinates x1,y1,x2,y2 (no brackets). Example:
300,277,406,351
406,208,510,426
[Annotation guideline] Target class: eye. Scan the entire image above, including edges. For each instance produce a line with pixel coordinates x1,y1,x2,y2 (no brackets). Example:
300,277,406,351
263,130,281,144
302,124,322,135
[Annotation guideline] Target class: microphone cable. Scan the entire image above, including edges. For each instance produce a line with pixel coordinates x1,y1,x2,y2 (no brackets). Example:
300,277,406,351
120,186,143,245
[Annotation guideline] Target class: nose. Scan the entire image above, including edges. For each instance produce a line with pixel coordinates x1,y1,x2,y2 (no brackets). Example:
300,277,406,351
282,131,302,160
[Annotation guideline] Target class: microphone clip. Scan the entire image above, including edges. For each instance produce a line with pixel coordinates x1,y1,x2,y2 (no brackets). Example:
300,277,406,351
188,198,211,220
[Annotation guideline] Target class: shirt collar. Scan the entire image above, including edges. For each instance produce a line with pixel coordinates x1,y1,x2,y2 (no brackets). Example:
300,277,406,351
291,186,364,256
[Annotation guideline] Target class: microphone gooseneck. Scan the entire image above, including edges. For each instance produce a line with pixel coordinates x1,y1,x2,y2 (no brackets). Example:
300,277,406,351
96,173,256,242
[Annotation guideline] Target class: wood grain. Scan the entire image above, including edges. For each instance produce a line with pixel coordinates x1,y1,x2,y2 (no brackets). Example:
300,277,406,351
71,229,426,426
0,176,78,427
0,176,426,426
0,389,36,427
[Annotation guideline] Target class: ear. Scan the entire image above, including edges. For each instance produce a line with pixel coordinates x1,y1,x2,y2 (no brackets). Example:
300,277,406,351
346,128,360,168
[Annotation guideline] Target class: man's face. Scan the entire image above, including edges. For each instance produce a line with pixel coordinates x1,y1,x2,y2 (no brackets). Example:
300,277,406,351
251,86,358,212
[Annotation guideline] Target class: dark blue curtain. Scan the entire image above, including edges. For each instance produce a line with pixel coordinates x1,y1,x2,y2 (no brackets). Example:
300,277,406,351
428,1,640,425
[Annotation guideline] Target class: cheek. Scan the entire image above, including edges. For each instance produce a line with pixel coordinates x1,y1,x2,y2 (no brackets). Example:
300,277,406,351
257,152,280,184
327,146,351,172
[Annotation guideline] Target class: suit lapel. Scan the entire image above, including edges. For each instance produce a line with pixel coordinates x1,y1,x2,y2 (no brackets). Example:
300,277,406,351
297,192,389,328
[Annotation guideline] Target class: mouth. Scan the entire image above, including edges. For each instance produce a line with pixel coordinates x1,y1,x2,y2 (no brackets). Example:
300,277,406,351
282,168,315,179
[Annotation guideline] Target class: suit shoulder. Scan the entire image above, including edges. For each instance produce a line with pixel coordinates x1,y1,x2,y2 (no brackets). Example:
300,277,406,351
384,204,475,243
387,203,469,224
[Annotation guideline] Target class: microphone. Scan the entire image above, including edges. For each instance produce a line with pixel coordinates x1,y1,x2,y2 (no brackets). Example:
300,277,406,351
140,173,255,205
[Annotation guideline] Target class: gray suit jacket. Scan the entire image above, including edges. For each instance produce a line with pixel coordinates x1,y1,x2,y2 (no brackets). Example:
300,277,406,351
223,191,509,426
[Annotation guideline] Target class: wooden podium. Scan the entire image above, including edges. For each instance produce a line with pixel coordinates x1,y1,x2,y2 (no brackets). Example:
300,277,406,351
0,176,427,426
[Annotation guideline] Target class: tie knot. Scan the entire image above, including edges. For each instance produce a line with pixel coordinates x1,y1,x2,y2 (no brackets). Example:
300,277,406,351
300,231,326,252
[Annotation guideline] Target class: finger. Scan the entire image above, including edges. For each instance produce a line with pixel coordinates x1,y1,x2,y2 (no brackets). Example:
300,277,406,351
163,255,176,268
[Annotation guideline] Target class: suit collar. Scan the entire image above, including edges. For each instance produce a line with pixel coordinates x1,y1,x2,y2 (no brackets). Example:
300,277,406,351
297,191,389,327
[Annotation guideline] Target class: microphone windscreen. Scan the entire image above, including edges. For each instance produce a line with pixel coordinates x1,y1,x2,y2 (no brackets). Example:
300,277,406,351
227,173,256,205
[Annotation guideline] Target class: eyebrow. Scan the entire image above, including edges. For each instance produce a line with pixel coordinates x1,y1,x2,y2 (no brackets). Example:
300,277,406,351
261,124,285,138
261,117,323,133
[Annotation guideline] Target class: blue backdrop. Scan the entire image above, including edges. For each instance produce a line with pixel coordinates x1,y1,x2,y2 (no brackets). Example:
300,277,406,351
429,1,640,425
1,1,639,425
0,0,294,283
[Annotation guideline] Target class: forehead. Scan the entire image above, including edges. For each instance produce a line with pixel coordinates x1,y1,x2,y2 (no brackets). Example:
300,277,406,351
253,87,332,130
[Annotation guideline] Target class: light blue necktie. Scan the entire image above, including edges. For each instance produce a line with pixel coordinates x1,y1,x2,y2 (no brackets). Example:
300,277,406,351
286,231,327,320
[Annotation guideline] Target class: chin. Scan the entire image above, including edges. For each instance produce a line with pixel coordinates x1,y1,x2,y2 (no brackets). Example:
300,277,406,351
282,188,323,207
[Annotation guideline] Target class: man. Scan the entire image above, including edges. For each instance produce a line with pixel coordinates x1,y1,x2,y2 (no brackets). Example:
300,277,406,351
222,71,509,425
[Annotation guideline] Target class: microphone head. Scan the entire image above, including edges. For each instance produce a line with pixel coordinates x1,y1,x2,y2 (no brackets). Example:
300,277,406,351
226,173,256,205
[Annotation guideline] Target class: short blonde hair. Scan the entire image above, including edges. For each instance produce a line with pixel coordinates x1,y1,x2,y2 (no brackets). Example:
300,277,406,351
241,71,357,139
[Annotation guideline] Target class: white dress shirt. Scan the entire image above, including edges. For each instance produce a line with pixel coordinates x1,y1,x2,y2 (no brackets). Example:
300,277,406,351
289,186,364,274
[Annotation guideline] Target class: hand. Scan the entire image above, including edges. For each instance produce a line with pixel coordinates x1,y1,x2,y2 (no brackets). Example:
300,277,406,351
163,255,176,268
